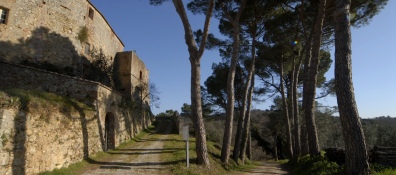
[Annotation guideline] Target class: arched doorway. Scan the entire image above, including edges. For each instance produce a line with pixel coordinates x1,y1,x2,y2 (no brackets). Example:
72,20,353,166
105,113,115,151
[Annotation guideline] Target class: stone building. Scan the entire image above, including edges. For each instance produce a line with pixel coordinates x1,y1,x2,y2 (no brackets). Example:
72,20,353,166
0,0,151,174
0,0,149,100
0,0,121,67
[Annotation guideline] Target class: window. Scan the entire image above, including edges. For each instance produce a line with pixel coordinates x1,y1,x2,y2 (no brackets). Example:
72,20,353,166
84,43,90,55
0,7,8,24
88,7,94,20
139,71,142,80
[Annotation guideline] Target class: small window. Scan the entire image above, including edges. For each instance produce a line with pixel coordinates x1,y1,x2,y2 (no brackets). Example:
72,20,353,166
0,7,9,24
84,43,90,55
139,71,142,80
88,7,94,20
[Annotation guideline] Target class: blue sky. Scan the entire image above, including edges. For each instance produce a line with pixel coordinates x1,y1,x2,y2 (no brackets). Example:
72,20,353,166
90,0,395,118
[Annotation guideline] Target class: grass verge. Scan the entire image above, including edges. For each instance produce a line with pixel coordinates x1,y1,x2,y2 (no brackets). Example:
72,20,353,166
160,132,258,175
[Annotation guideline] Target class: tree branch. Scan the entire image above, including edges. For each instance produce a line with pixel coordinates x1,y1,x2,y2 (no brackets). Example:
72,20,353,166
197,0,215,59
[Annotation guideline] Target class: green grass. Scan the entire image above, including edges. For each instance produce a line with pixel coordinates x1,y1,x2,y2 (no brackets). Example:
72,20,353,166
161,136,228,175
228,160,257,172
0,88,93,115
161,132,261,175
370,164,396,175
372,169,396,175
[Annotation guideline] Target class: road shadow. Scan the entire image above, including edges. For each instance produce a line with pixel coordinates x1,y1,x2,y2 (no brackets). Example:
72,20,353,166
108,150,178,155
135,138,184,142
85,158,183,169
82,118,184,171
114,148,184,151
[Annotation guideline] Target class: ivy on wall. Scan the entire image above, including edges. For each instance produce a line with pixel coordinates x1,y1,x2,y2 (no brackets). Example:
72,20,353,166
77,26,88,43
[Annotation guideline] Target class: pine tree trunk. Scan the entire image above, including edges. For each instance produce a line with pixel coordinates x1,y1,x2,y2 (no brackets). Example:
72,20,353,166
300,120,309,155
280,55,293,158
240,77,255,163
274,133,279,161
191,59,211,166
221,0,247,166
302,35,312,157
221,23,239,166
247,131,251,160
288,74,295,154
171,0,215,167
234,30,257,163
292,52,303,157
303,0,327,156
233,112,244,163
334,0,369,174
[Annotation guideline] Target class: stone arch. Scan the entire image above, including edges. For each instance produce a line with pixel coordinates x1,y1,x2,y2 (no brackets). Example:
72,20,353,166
105,112,115,151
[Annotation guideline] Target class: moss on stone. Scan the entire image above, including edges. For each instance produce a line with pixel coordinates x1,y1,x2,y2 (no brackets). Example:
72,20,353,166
1,133,8,146
77,26,89,43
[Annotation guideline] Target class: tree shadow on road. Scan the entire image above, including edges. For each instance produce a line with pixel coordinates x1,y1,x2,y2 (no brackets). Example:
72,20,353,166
84,157,184,170
107,150,178,155
114,148,184,151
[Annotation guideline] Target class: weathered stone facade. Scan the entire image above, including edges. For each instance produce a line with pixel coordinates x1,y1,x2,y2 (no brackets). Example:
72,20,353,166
0,0,149,98
0,0,123,68
114,51,150,103
0,109,101,175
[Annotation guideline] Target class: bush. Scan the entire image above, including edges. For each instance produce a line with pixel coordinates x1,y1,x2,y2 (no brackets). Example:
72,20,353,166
205,119,224,144
371,163,396,175
288,154,343,175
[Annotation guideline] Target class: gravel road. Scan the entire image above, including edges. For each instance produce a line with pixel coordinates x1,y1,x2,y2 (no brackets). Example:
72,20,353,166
82,118,175,175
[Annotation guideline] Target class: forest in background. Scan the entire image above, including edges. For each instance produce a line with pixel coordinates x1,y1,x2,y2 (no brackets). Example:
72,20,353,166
158,107,396,159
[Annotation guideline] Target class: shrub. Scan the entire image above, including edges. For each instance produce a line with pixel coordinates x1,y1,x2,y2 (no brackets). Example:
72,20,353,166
371,163,396,175
288,154,343,175
205,119,224,144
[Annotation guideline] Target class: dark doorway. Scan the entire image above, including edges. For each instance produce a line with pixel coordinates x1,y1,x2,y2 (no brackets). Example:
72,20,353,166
105,113,115,151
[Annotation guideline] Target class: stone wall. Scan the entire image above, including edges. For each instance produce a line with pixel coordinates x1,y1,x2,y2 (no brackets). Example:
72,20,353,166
0,0,124,69
131,51,150,104
0,61,151,175
114,51,150,104
0,109,101,175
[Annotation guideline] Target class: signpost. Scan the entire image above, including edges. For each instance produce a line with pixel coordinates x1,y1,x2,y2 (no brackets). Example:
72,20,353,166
182,125,189,168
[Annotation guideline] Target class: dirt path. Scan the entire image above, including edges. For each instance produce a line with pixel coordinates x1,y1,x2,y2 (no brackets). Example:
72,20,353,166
80,118,291,175
235,161,292,175
82,118,176,175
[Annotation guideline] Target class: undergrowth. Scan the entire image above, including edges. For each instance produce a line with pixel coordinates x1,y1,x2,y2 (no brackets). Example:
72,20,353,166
371,164,396,175
287,153,396,175
287,153,343,175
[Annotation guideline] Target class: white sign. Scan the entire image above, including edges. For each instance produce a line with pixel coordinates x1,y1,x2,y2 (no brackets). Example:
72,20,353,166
182,125,190,168
182,125,189,141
